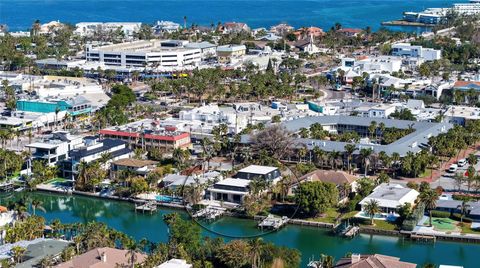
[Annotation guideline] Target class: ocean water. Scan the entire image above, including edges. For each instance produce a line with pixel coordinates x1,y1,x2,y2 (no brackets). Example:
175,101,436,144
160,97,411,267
0,0,466,32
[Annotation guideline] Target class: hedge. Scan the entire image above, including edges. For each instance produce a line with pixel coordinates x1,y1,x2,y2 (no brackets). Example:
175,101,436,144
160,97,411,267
430,210,450,218
451,213,473,223
402,202,425,231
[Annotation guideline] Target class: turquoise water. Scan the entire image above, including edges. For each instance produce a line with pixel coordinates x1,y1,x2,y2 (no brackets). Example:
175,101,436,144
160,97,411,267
0,0,465,32
155,195,181,203
1,191,479,267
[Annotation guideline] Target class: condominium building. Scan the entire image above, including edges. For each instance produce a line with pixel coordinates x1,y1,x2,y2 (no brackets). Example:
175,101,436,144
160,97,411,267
391,43,441,61
99,119,192,153
86,40,201,69
74,22,141,37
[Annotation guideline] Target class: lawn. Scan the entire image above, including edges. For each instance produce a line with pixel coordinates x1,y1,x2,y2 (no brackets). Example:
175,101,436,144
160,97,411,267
359,219,398,231
44,177,68,184
426,217,458,232
307,208,340,224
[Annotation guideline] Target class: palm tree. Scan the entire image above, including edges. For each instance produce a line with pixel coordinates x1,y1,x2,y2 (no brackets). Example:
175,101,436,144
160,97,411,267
359,148,373,177
364,199,380,225
248,238,264,268
10,246,26,264
344,144,357,173
125,241,139,268
31,199,46,215
419,189,439,227
457,200,472,224
368,121,377,140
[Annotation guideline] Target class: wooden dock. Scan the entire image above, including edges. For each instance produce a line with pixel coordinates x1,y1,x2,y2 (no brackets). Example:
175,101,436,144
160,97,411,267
258,215,289,230
344,226,360,238
410,233,436,243
135,201,157,214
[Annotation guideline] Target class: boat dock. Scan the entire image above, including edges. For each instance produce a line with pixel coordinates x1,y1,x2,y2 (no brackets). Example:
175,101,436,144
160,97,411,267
192,206,226,221
258,215,289,230
134,201,157,214
344,226,360,238
410,233,436,243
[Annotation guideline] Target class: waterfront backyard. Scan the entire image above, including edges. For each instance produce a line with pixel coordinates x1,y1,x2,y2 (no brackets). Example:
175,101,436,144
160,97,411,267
2,191,480,267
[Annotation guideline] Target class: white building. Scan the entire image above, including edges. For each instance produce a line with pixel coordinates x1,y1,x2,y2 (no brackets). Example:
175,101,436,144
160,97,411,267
391,43,441,61
156,259,192,268
26,131,83,166
355,104,397,118
86,40,201,70
444,105,480,126
359,183,419,216
153,21,181,34
453,2,480,16
74,22,141,37
184,41,217,60
206,178,251,204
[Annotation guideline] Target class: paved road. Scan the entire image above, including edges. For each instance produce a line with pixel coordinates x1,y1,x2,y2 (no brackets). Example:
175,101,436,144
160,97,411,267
430,156,480,192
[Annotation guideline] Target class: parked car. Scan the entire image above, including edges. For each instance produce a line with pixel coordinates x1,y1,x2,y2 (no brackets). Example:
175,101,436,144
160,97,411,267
448,164,458,173
457,159,467,167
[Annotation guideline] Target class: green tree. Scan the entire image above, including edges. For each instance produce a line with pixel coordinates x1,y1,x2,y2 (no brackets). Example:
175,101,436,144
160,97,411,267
294,181,339,216
364,199,380,225
419,189,439,227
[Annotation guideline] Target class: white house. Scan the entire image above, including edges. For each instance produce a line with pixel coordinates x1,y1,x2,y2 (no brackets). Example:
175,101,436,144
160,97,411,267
359,183,419,216
391,43,441,61
206,178,251,204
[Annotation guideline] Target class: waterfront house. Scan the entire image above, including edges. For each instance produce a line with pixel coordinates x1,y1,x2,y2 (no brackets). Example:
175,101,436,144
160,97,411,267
206,178,250,205
359,183,419,216
235,165,282,184
99,119,192,154
55,247,146,268
162,171,222,190
334,253,417,268
26,131,84,166
292,170,358,203
110,158,158,179
60,138,132,179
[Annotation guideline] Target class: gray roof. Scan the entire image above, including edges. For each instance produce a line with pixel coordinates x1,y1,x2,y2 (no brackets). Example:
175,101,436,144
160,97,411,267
281,115,453,156
184,41,216,49
16,239,70,268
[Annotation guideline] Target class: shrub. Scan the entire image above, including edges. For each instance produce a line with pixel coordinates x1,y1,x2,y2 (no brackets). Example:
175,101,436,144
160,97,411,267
344,194,363,212
402,202,425,231
451,213,473,223
431,210,450,218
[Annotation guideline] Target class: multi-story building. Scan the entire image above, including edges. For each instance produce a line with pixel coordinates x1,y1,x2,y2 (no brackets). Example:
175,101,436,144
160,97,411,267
216,45,246,64
99,119,192,153
184,42,217,60
453,1,480,16
26,131,84,166
86,40,201,69
17,97,92,117
391,43,441,61
60,137,132,179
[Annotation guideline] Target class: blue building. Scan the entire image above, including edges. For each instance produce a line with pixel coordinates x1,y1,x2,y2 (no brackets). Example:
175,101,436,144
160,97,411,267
16,97,92,116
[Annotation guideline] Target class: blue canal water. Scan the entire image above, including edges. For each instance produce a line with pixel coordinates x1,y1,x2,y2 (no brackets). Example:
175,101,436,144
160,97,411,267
0,0,467,32
1,191,479,267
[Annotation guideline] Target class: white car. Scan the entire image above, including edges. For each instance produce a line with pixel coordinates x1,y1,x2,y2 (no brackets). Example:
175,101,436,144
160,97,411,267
448,164,458,173
457,159,467,167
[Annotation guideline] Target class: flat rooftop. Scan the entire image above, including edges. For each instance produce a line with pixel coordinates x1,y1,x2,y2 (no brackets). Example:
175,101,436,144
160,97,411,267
215,178,251,188
238,165,278,175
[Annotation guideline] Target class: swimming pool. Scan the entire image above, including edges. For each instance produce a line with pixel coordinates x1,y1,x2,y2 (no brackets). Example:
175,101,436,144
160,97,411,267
156,195,182,203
